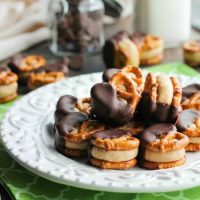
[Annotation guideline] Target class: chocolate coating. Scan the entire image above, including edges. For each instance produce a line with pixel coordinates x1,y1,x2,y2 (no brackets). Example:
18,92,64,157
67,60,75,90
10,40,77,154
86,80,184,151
33,63,68,76
55,112,88,154
138,93,181,123
0,66,9,73
175,109,200,132
102,68,120,82
92,129,130,140
54,95,78,123
103,31,129,68
141,123,177,143
8,54,24,73
182,84,200,101
91,82,133,125
130,32,146,45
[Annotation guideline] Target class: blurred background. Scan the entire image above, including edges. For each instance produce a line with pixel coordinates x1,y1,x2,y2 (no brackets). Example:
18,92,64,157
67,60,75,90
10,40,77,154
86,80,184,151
0,0,199,67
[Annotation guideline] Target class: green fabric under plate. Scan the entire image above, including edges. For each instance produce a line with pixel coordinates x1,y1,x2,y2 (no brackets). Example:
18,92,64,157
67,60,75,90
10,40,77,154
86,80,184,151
0,62,200,200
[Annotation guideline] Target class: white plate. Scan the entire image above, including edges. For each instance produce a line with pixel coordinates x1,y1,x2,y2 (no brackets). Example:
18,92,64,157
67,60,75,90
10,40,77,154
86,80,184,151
1,73,200,193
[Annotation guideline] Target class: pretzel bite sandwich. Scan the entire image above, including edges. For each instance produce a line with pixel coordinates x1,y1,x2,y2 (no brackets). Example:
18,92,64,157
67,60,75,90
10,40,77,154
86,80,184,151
176,109,200,151
8,54,46,83
55,112,105,157
0,67,18,103
140,123,189,169
90,129,140,169
28,63,68,90
183,40,200,68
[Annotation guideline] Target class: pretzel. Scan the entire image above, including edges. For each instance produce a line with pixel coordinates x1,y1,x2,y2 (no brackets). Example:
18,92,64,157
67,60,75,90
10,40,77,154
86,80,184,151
119,121,144,136
183,40,200,53
19,55,46,72
76,98,92,115
182,92,200,111
109,71,141,111
92,134,139,151
138,35,164,65
143,132,189,152
29,72,64,85
0,71,18,85
90,157,137,170
65,120,105,142
139,35,163,51
183,118,200,137
141,156,186,170
170,77,182,107
121,65,144,93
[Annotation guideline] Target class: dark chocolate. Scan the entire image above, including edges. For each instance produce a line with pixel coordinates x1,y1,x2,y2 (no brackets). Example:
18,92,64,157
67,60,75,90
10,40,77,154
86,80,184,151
54,95,78,123
102,68,120,82
138,92,181,123
8,54,24,73
141,123,177,143
90,82,133,125
130,32,146,45
55,112,88,154
92,129,130,140
33,63,68,76
175,109,200,132
182,84,200,101
103,31,130,68
0,66,9,73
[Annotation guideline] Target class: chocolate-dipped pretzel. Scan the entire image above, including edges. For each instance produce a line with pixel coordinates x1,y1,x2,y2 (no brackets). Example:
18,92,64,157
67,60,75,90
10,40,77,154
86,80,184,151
182,84,200,111
138,73,182,123
140,123,189,169
90,82,134,125
103,31,140,68
90,129,140,169
0,66,18,103
176,109,200,151
110,65,144,95
28,63,68,90
55,112,105,157
55,95,92,123
8,54,46,83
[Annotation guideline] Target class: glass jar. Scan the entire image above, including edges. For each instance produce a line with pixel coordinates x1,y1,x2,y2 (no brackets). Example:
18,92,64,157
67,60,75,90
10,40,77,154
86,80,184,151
48,0,104,56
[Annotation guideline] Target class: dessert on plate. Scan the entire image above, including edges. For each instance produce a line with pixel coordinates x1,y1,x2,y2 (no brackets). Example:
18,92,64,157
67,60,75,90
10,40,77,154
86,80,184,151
54,95,92,123
55,112,105,157
176,109,200,151
91,66,144,125
54,65,199,170
90,129,139,169
138,73,182,123
0,66,18,103
139,123,189,169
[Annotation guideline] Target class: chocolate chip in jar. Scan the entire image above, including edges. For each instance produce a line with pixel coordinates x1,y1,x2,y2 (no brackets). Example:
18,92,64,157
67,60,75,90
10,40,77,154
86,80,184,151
49,0,104,56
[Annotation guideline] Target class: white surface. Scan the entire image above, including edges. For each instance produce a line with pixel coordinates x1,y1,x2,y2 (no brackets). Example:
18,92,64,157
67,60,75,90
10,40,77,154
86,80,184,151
1,72,200,193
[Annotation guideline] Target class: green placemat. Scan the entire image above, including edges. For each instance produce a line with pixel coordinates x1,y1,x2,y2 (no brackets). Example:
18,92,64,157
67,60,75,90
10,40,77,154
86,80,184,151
0,62,200,200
